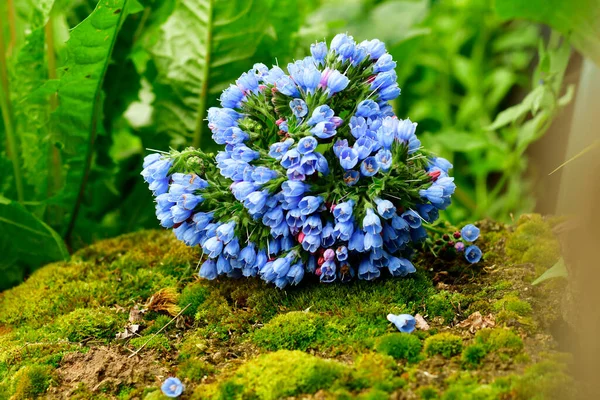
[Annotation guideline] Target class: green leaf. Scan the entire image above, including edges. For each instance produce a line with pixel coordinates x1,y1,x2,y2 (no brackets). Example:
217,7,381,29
486,85,544,131
49,0,137,238
434,131,489,152
495,0,600,66
343,0,430,45
0,195,69,290
149,0,276,150
516,110,551,153
9,27,52,204
532,258,568,285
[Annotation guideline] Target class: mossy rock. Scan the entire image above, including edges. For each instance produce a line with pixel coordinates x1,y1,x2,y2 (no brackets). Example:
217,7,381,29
0,220,576,399
424,333,463,358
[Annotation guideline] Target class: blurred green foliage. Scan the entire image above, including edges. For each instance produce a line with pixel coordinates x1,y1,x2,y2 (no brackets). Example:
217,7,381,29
0,0,597,289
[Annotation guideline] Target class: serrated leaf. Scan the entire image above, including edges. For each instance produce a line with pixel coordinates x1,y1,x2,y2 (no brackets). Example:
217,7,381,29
49,0,137,237
149,0,276,150
532,258,568,285
0,195,69,290
9,27,52,203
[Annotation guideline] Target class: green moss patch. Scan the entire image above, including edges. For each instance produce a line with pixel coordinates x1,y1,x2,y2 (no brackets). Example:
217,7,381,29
7,364,55,399
475,328,523,354
251,311,345,351
461,343,487,369
493,294,532,316
53,307,125,342
179,282,210,318
348,353,404,393
461,328,523,368
200,350,346,399
375,333,422,363
425,291,469,323
424,333,463,358
506,215,561,272
129,334,172,354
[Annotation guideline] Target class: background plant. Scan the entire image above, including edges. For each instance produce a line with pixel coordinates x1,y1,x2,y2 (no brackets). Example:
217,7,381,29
1,0,598,289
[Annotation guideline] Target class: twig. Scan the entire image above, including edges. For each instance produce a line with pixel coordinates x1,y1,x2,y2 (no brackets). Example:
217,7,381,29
128,303,191,358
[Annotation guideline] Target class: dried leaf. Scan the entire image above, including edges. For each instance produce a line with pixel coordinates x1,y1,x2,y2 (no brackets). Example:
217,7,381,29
457,311,496,333
145,287,181,316
414,314,430,330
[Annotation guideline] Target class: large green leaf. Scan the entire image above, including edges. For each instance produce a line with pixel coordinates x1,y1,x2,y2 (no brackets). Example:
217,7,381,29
49,0,141,238
149,0,275,150
0,196,69,290
495,0,600,66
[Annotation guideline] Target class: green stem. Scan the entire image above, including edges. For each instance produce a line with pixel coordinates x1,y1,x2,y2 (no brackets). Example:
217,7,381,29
0,14,24,203
192,0,214,149
475,173,487,217
6,0,16,56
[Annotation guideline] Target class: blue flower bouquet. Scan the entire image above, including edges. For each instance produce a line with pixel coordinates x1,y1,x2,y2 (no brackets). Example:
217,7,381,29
141,34,461,288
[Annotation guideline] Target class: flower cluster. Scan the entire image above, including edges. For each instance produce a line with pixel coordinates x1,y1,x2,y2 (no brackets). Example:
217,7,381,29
141,34,458,288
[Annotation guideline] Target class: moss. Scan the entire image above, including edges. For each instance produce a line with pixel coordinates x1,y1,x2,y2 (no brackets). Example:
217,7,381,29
424,333,463,358
425,291,468,323
129,334,172,354
442,374,501,400
251,311,327,351
442,359,575,399
53,307,124,342
203,350,346,399
506,214,560,271
466,300,491,315
493,295,532,316
12,364,54,399
492,280,512,291
374,333,422,363
179,282,210,318
461,344,487,369
0,230,192,330
178,331,209,361
508,360,575,399
179,358,214,382
348,353,402,393
475,328,523,355
143,390,170,400
419,386,439,399
144,314,174,335
358,388,394,399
